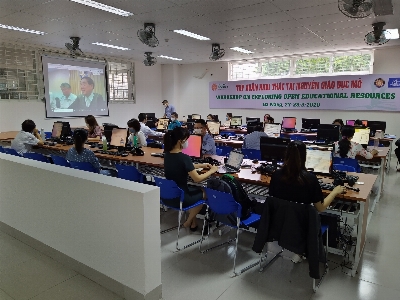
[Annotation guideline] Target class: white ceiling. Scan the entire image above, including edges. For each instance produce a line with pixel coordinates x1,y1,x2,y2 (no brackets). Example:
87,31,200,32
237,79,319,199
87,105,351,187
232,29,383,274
0,0,400,63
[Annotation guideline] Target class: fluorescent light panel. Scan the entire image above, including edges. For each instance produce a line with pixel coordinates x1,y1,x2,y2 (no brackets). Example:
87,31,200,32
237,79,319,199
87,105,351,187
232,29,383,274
92,42,130,50
385,29,399,39
173,30,210,40
230,47,254,54
158,55,182,61
70,0,133,16
0,24,46,35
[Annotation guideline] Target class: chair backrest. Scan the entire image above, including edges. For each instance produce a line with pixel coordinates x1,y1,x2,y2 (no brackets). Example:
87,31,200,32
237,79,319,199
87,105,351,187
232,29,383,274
0,146,4,153
50,155,70,167
70,161,98,173
291,135,307,141
241,148,261,160
116,164,144,183
204,188,242,218
216,145,233,157
332,157,361,173
23,152,49,163
4,148,20,156
154,177,184,202
44,132,52,139
333,164,356,172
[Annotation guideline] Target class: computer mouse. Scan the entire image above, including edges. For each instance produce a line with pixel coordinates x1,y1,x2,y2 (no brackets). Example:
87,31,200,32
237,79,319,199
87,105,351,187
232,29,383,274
252,159,259,164
121,152,129,157
90,144,96,148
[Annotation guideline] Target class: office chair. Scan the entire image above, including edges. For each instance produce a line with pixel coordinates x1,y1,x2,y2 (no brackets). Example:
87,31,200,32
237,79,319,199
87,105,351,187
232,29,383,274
0,146,4,153
23,152,50,163
216,145,233,157
333,164,356,172
241,149,261,160
70,161,99,173
116,164,144,183
154,177,205,251
200,188,261,276
50,155,70,167
332,157,361,173
3,148,20,156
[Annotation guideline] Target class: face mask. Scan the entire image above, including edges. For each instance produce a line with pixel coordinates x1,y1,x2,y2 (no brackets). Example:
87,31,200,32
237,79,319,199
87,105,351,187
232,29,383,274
182,140,189,149
171,117,176,121
193,129,202,135
129,128,135,133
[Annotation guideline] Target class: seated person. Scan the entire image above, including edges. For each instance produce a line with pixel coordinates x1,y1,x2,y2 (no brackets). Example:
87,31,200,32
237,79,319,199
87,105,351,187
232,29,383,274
395,138,400,172
11,119,44,155
168,112,182,131
333,126,378,159
138,113,164,139
264,114,274,124
127,118,147,147
66,129,101,173
206,114,214,121
85,115,102,140
163,127,218,231
194,119,216,155
243,125,267,150
223,113,233,127
268,140,346,262
354,119,363,126
332,119,344,127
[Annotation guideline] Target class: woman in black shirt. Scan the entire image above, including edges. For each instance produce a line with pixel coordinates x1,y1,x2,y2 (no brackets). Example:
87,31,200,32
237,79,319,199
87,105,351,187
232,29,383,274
164,127,218,231
269,140,345,212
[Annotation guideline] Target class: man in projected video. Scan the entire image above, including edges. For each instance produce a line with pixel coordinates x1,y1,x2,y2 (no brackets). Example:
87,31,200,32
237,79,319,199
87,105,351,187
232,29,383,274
50,83,77,109
68,77,107,112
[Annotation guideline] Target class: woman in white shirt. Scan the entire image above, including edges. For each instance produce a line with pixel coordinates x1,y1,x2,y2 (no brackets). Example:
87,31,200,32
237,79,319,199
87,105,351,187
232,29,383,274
223,113,232,127
333,126,378,159
127,118,147,148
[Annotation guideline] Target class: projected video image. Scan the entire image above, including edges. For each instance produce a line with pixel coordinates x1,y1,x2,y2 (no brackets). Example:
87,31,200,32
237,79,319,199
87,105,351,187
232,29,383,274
42,56,109,118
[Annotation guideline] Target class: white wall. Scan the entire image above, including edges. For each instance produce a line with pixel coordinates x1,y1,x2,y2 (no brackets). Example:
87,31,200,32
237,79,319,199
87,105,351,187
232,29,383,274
0,62,163,132
161,47,400,139
0,154,161,299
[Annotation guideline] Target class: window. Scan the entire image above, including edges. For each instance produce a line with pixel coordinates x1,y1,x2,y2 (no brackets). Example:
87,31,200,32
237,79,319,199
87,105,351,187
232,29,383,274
229,51,373,80
108,62,135,102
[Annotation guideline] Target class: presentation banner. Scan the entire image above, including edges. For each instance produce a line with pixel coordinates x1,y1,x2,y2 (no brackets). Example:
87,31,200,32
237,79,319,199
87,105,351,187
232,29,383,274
209,74,400,111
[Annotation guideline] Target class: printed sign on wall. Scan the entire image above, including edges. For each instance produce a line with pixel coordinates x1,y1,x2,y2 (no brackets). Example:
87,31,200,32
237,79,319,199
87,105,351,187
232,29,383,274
209,74,400,111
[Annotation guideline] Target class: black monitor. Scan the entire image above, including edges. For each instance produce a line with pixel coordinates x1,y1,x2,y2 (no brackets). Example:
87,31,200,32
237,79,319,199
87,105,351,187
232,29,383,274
157,118,170,130
260,137,290,162
367,121,386,135
302,118,320,130
103,124,119,143
246,122,263,134
231,116,242,126
317,124,340,143
207,121,220,135
144,113,156,121
187,114,192,119
246,117,260,123
60,122,71,138
191,114,201,120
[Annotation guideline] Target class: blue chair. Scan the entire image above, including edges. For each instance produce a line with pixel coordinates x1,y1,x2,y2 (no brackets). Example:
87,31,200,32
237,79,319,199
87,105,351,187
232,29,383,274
50,155,70,167
333,157,361,173
201,188,261,276
23,152,49,163
290,135,307,141
154,177,205,251
333,164,356,172
216,145,233,157
4,148,20,156
44,132,52,139
0,146,4,153
116,164,144,183
241,149,261,160
70,161,99,173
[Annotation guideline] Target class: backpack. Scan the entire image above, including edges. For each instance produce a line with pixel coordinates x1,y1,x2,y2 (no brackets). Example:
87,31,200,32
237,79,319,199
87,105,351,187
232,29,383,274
395,138,400,147
207,174,254,220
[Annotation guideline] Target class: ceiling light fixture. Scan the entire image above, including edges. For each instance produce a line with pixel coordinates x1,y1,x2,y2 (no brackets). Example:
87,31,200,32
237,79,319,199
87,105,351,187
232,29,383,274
0,24,46,35
173,30,210,40
230,47,254,54
92,42,130,50
70,0,133,16
158,55,182,61
385,29,399,39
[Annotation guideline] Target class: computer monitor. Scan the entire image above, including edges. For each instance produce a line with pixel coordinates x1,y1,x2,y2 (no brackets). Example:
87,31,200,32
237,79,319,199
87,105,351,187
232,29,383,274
246,122,263,134
60,122,71,138
182,135,202,158
302,118,320,130
346,120,355,126
246,117,260,123
317,124,340,143
282,117,296,129
231,116,242,126
191,114,201,120
260,137,290,162
367,121,386,135
305,149,332,175
103,124,119,143
157,118,170,130
207,121,220,135
110,128,128,147
264,123,281,137
144,113,156,121
352,127,370,146
51,122,63,139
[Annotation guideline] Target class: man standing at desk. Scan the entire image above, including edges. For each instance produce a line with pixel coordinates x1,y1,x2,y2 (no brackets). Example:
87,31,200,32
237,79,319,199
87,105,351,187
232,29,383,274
194,119,216,155
51,83,77,109
69,77,107,112
162,100,175,119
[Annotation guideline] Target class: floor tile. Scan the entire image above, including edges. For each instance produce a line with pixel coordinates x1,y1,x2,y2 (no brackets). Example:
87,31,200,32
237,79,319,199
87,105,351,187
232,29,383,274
0,235,42,269
29,275,123,300
0,254,77,300
0,289,13,300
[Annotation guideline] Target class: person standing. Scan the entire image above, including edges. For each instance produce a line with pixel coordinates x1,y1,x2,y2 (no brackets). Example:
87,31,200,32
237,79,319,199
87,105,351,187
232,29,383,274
162,100,176,119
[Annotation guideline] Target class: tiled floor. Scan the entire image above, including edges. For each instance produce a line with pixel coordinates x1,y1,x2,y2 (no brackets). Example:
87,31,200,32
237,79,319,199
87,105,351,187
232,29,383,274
1,161,400,300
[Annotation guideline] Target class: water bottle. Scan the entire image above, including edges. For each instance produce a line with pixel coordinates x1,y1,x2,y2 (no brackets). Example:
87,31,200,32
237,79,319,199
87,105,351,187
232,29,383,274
373,138,379,149
102,136,107,151
40,128,46,140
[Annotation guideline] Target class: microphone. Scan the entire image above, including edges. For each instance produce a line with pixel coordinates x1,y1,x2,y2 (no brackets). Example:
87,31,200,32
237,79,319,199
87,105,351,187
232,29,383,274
55,97,60,108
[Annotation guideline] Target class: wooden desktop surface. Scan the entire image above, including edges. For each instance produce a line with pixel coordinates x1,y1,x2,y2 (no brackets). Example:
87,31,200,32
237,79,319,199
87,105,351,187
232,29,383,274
0,131,19,141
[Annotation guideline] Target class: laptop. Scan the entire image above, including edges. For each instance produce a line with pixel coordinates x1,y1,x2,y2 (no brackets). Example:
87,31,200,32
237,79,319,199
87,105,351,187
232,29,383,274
218,151,244,174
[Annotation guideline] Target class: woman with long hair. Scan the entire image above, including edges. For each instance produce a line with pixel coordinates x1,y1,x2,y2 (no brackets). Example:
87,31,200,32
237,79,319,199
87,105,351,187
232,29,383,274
84,115,102,139
163,127,218,231
333,126,378,159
